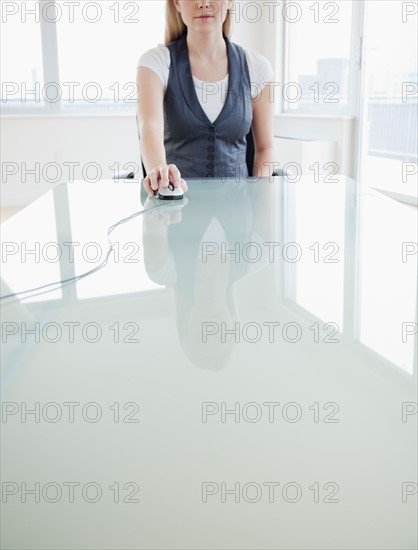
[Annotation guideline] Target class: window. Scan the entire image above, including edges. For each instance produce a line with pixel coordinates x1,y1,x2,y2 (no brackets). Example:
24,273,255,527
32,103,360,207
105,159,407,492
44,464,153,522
357,0,417,190
1,0,166,115
0,1,44,109
283,0,354,114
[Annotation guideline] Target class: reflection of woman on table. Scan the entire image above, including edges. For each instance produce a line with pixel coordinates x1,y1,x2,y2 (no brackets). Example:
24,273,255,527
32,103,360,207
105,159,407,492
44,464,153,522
142,182,272,370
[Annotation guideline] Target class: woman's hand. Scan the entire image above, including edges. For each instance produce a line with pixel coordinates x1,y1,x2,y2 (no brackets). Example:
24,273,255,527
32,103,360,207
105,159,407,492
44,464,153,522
143,163,188,197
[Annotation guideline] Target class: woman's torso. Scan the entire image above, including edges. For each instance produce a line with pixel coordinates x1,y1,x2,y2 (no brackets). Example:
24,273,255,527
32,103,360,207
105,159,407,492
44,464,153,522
138,36,273,178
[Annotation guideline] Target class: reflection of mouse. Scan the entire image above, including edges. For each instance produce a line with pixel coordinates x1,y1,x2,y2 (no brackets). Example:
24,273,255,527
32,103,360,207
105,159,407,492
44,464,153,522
158,180,184,200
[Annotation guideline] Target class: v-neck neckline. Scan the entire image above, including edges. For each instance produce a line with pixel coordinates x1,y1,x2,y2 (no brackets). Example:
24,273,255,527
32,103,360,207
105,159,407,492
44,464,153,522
178,33,235,127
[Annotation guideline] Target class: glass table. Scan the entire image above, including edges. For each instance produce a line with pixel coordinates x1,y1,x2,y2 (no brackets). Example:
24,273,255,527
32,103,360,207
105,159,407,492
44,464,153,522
1,177,417,549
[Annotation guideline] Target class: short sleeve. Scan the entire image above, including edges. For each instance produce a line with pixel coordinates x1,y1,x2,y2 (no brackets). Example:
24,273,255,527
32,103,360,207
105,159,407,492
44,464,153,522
244,49,275,99
137,43,170,91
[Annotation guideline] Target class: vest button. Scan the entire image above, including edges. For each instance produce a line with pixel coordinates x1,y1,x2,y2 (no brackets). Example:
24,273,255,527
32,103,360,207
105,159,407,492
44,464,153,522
207,154,215,161
206,164,214,169
208,136,215,142
208,127,215,133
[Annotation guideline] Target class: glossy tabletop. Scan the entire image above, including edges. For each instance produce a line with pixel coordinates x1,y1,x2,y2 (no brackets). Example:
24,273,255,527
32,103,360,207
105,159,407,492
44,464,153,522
1,177,417,549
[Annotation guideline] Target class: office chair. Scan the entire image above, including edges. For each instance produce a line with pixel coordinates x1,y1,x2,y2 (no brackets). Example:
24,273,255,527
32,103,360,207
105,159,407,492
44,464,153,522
113,115,287,180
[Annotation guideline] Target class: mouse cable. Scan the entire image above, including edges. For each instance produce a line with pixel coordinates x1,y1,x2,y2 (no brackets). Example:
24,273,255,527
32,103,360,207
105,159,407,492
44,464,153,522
0,201,170,302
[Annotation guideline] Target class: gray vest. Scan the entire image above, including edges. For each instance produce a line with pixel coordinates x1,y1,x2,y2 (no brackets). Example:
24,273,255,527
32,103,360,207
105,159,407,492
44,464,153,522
164,33,252,179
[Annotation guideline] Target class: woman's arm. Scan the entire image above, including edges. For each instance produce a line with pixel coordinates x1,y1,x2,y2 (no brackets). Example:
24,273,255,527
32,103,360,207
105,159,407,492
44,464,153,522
251,82,275,177
136,66,186,194
137,66,167,172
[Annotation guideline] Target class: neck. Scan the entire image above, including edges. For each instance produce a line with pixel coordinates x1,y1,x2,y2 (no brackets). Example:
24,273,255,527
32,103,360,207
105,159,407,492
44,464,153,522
186,30,226,61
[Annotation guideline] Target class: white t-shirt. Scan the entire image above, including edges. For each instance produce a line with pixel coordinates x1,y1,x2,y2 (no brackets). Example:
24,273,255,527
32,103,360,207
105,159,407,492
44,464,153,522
137,43,274,123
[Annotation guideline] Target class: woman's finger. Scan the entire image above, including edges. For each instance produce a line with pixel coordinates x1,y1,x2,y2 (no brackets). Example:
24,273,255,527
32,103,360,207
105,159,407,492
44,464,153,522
179,178,188,193
159,165,170,188
168,165,182,188
149,168,162,191
143,176,154,196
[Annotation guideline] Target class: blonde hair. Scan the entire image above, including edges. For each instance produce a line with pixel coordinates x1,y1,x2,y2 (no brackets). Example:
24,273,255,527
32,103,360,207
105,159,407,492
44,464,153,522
165,0,233,44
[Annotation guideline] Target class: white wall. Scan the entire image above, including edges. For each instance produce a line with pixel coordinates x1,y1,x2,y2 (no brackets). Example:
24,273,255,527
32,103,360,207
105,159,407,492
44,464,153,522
1,115,140,206
275,115,356,177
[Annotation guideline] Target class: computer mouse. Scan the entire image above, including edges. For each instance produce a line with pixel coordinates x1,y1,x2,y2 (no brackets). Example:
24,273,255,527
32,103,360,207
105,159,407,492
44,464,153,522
158,180,184,200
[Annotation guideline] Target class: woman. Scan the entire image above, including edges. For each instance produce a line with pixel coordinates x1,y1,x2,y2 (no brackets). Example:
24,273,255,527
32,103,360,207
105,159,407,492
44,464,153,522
137,0,275,196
